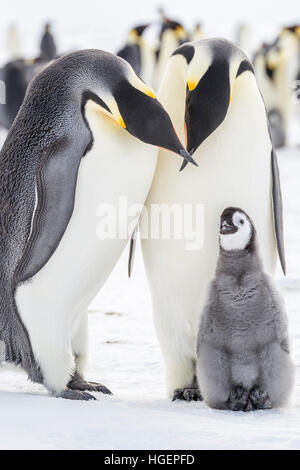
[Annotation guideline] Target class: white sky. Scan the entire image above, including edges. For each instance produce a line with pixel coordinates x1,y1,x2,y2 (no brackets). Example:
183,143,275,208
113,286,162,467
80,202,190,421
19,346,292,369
0,0,300,57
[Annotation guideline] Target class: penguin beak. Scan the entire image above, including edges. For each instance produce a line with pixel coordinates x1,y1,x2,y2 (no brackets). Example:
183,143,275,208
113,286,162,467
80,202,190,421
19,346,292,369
114,80,197,167
220,217,237,235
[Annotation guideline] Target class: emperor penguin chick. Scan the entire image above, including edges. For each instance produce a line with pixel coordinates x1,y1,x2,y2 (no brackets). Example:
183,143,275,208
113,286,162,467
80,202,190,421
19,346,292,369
197,207,295,411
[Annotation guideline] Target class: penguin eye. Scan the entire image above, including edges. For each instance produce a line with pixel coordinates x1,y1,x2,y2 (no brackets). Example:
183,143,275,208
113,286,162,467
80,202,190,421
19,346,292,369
240,219,244,225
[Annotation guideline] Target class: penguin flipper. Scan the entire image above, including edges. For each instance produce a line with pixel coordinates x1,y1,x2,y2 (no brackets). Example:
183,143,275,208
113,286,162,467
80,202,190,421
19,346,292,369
18,137,87,282
128,227,138,278
271,148,286,275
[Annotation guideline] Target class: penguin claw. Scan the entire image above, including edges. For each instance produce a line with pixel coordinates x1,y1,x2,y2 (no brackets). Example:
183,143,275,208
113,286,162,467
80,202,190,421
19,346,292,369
172,387,203,402
55,389,97,401
67,373,112,395
229,385,272,412
229,385,249,411
249,387,272,410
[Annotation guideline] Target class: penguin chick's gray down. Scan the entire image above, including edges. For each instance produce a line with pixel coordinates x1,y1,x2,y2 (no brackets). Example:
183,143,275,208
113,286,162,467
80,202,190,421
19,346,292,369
197,207,295,411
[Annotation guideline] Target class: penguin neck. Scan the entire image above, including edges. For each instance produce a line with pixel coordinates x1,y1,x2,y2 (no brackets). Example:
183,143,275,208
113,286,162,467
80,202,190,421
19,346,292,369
160,31,179,62
217,247,262,279
158,55,187,145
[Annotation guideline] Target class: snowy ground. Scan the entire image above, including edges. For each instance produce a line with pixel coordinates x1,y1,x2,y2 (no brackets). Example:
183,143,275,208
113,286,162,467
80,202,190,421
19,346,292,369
0,146,299,450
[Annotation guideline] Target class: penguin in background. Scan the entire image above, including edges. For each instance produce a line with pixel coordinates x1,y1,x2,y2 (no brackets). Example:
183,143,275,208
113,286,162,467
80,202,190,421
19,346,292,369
0,59,28,129
154,19,188,89
0,57,48,130
197,207,294,411
0,23,58,130
40,23,57,62
6,23,21,60
253,41,289,148
117,24,156,85
0,49,194,400
190,23,205,42
140,39,285,401
235,23,253,57
278,25,300,125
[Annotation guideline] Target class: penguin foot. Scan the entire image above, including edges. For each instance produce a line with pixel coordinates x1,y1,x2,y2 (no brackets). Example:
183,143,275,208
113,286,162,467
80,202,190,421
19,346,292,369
55,389,97,401
229,385,250,411
249,387,272,410
172,387,203,402
67,372,112,395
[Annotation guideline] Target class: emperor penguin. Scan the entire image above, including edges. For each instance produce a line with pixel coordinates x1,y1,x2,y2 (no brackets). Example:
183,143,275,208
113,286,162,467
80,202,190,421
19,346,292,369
197,207,294,411
254,36,297,148
40,23,57,62
117,25,155,85
278,25,300,125
253,41,288,147
0,49,193,400
235,23,253,57
190,23,205,42
154,20,187,89
6,23,21,59
141,39,285,401
0,59,28,129
0,57,49,130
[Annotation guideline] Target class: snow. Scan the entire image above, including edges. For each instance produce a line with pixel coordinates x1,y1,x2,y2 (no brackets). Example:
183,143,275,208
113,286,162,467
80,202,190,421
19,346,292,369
0,146,299,450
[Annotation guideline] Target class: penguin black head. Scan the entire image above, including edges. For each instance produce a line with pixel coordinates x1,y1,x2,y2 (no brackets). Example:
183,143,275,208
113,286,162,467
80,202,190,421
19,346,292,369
128,24,149,43
219,207,256,253
160,19,186,42
260,40,284,80
66,50,195,166
281,24,300,38
171,39,255,170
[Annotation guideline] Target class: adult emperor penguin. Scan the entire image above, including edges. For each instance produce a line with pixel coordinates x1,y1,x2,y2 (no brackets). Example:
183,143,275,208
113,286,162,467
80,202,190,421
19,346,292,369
253,41,288,147
117,24,155,85
141,39,285,401
0,49,193,400
154,19,187,89
253,28,300,148
40,23,57,61
0,57,49,130
190,23,205,42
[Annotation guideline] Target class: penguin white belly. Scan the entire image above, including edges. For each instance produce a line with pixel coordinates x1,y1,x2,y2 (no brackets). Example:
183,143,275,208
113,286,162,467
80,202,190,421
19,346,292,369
141,74,277,393
16,113,157,392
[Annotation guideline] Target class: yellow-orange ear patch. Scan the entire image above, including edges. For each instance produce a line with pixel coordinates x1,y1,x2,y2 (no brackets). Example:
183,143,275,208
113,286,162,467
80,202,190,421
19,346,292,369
187,80,197,91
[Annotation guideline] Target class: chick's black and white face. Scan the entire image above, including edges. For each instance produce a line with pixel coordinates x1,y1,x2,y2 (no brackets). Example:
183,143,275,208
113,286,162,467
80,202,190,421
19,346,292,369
220,209,253,251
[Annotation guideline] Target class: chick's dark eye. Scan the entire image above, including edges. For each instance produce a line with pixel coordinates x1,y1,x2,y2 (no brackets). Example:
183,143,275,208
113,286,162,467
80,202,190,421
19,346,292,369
240,219,244,225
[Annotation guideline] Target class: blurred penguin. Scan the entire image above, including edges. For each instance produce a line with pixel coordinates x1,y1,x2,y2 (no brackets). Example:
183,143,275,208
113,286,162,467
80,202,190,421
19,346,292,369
235,23,252,57
6,23,21,59
278,25,300,83
190,23,205,42
0,22,58,130
117,25,155,85
154,18,187,89
40,23,57,61
254,34,298,147
0,60,27,128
